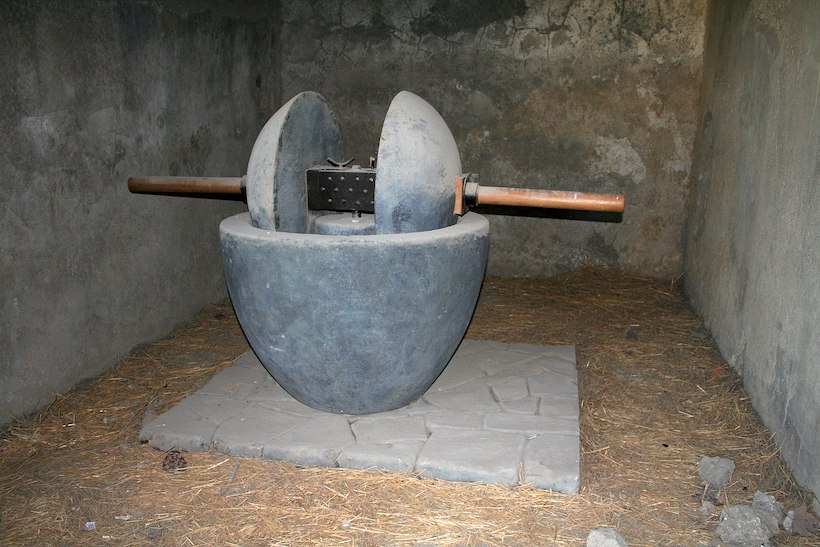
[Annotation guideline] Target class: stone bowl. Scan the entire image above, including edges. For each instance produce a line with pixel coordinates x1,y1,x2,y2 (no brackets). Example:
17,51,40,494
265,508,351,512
220,211,489,414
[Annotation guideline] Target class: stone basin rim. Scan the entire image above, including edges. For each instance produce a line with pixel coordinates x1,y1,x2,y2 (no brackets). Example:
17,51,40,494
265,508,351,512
220,211,488,243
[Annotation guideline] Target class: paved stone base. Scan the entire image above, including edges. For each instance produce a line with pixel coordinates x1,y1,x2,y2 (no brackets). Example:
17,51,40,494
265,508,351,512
140,340,580,492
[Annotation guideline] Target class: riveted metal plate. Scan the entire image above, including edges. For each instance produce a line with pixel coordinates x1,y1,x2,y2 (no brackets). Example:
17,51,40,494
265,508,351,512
306,167,376,213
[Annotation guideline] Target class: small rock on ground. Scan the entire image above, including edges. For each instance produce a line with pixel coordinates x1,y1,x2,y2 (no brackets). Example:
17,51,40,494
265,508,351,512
587,527,628,547
699,500,716,517
697,456,735,489
782,510,794,532
717,505,779,546
751,491,784,522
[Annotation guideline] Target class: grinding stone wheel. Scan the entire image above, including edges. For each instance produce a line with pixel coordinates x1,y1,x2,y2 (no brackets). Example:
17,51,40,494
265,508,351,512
375,91,461,234
246,92,342,232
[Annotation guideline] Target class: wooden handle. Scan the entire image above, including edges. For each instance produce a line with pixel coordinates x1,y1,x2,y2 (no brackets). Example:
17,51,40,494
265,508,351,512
128,176,245,195
476,186,625,213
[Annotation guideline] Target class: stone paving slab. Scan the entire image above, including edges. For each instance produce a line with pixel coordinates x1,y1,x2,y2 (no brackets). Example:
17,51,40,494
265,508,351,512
140,339,580,492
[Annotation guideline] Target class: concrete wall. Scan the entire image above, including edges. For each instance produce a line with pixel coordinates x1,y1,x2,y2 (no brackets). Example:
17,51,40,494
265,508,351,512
279,0,706,276
685,0,819,500
0,1,277,425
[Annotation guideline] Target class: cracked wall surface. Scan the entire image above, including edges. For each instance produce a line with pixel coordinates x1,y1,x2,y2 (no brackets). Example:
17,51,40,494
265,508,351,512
685,0,820,503
279,0,706,276
0,0,278,426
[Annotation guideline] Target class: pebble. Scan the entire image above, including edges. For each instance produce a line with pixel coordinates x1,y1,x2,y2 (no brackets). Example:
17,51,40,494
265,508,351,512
697,456,735,489
587,527,628,547
751,491,784,522
717,505,779,545
782,509,794,532
699,500,716,516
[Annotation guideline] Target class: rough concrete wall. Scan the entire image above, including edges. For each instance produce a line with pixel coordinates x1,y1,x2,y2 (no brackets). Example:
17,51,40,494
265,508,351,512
0,0,277,425
685,0,820,500
279,0,705,276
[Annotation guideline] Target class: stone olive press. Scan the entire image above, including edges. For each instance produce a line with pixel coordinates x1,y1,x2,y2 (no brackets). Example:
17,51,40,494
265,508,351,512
129,91,624,415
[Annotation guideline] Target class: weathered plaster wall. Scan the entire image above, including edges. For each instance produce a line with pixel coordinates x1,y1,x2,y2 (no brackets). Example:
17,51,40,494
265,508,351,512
279,0,705,276
0,1,277,425
685,0,820,500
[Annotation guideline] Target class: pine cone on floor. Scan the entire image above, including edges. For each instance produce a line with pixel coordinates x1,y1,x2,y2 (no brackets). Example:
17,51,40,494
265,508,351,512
162,450,187,472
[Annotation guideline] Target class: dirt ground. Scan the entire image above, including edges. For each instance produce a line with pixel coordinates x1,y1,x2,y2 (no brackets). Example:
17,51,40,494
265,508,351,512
1,269,818,545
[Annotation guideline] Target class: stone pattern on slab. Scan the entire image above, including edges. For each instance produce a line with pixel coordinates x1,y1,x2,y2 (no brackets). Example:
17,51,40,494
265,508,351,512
140,340,580,492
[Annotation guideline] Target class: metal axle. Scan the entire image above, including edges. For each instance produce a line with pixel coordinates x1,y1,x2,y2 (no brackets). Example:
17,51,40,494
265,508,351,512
129,171,625,216
127,176,245,195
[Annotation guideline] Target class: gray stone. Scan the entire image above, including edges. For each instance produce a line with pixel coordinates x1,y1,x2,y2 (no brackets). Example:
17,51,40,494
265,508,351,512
489,377,530,402
213,408,305,457
523,433,580,492
484,357,546,378
451,339,501,360
782,510,794,532
697,456,736,488
751,491,784,523
179,394,248,423
699,500,716,517
499,397,541,415
586,527,628,547
716,506,779,545
374,91,460,234
256,398,325,418
314,213,376,236
423,381,501,413
425,413,485,432
338,440,425,473
536,415,580,436
141,409,158,431
140,406,215,452
351,416,428,443
392,399,440,418
474,349,543,375
430,359,488,391
484,413,574,436
416,429,525,485
528,374,577,399
538,396,580,420
245,91,342,232
534,346,578,362
198,361,267,398
263,415,355,467
246,380,300,403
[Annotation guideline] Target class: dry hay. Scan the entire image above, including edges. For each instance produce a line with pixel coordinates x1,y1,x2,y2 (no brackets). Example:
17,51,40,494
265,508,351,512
1,268,817,545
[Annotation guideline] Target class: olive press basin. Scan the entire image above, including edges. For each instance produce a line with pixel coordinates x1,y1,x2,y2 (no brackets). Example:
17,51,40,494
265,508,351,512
220,211,489,414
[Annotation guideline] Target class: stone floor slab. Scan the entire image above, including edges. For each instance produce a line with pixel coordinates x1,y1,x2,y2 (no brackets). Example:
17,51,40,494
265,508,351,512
523,432,581,492
339,440,425,473
416,429,525,485
140,339,580,492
